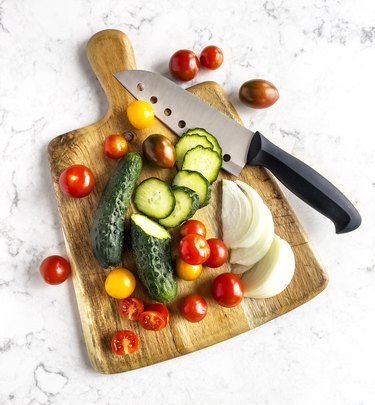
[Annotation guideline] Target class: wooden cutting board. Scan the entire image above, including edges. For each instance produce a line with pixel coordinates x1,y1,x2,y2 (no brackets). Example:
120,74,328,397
48,29,328,374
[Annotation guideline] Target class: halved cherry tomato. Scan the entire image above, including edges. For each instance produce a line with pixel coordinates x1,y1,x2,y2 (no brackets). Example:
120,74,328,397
118,296,144,321
40,255,71,285
146,303,169,323
181,294,208,322
138,310,167,331
169,49,200,81
204,239,229,268
111,330,139,355
59,164,95,198
200,46,224,70
175,257,202,281
127,100,154,129
179,234,210,265
180,220,207,238
103,134,128,159
211,273,244,308
105,268,136,299
142,134,176,168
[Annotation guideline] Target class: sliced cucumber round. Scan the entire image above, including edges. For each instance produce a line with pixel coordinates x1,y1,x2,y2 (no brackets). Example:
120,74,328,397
159,186,200,228
175,134,213,170
172,170,211,208
134,178,175,219
181,146,222,183
183,128,222,156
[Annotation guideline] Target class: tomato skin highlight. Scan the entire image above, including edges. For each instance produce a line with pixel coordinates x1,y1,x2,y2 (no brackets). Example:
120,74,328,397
118,296,144,321
212,273,244,308
175,257,202,281
40,255,71,285
59,164,95,198
127,100,154,129
105,268,136,299
103,135,128,159
142,134,176,168
179,234,210,265
180,220,207,238
200,46,224,70
111,330,139,355
204,239,229,268
146,303,169,323
169,49,200,81
139,310,167,331
181,294,208,322
239,79,279,109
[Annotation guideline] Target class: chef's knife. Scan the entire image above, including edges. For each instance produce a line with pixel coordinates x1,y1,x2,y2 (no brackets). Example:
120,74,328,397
114,70,361,234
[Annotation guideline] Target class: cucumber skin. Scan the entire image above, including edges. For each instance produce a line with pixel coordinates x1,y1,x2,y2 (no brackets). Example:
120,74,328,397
131,218,177,303
91,152,143,268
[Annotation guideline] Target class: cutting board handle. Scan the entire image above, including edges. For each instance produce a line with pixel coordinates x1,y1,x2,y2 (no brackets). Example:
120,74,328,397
86,29,136,110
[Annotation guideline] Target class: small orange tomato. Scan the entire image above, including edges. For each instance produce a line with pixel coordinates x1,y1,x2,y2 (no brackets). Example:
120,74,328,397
175,257,202,281
103,135,128,159
127,100,154,129
104,268,136,299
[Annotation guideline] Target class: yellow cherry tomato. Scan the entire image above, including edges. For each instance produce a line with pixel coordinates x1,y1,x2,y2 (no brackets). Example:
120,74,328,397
127,100,154,129
105,268,136,299
175,257,202,281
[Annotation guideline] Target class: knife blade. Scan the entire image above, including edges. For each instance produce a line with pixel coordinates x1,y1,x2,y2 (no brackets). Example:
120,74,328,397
114,70,361,234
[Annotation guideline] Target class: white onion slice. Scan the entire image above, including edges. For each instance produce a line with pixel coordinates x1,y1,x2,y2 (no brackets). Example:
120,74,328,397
229,203,274,267
231,180,266,249
222,180,252,247
242,235,295,299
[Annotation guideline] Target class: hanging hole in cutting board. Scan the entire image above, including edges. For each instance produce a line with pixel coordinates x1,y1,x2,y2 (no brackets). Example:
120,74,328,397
123,131,135,142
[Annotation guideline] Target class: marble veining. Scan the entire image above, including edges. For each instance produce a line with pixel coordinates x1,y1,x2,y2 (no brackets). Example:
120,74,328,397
1,0,375,404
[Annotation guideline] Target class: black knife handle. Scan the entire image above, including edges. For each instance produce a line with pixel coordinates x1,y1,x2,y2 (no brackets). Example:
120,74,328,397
247,132,361,234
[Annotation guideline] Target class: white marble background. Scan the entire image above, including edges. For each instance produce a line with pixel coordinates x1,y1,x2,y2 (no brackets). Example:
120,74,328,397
1,0,375,404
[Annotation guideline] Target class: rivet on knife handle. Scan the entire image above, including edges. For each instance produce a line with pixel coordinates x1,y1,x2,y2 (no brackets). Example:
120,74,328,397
247,132,361,234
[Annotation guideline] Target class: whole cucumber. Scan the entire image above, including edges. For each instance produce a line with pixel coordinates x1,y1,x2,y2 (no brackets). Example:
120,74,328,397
131,214,177,303
91,152,142,267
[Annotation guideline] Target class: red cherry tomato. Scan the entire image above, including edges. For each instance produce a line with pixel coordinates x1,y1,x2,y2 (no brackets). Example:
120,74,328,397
59,164,95,198
118,296,144,321
212,273,244,308
180,220,207,238
181,294,208,322
179,234,210,265
111,330,139,355
200,46,224,70
40,255,71,285
204,239,229,268
169,50,200,81
103,135,128,159
138,310,167,331
146,303,169,323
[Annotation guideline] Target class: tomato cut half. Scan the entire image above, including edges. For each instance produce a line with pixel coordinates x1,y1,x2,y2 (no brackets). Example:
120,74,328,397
111,330,139,355
138,310,167,331
146,303,169,323
118,297,144,321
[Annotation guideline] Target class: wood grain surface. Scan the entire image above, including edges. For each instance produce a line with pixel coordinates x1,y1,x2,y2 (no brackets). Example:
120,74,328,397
48,29,328,374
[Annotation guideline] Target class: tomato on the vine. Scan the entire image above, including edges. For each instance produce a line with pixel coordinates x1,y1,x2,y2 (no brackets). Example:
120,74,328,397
169,50,200,81
59,164,95,198
211,273,244,308
127,100,154,129
40,255,71,285
138,310,167,331
105,268,136,299
118,296,144,321
180,220,207,238
204,239,229,268
103,135,128,159
111,330,139,355
146,303,169,323
175,257,202,281
181,294,208,323
200,46,224,70
179,234,210,265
